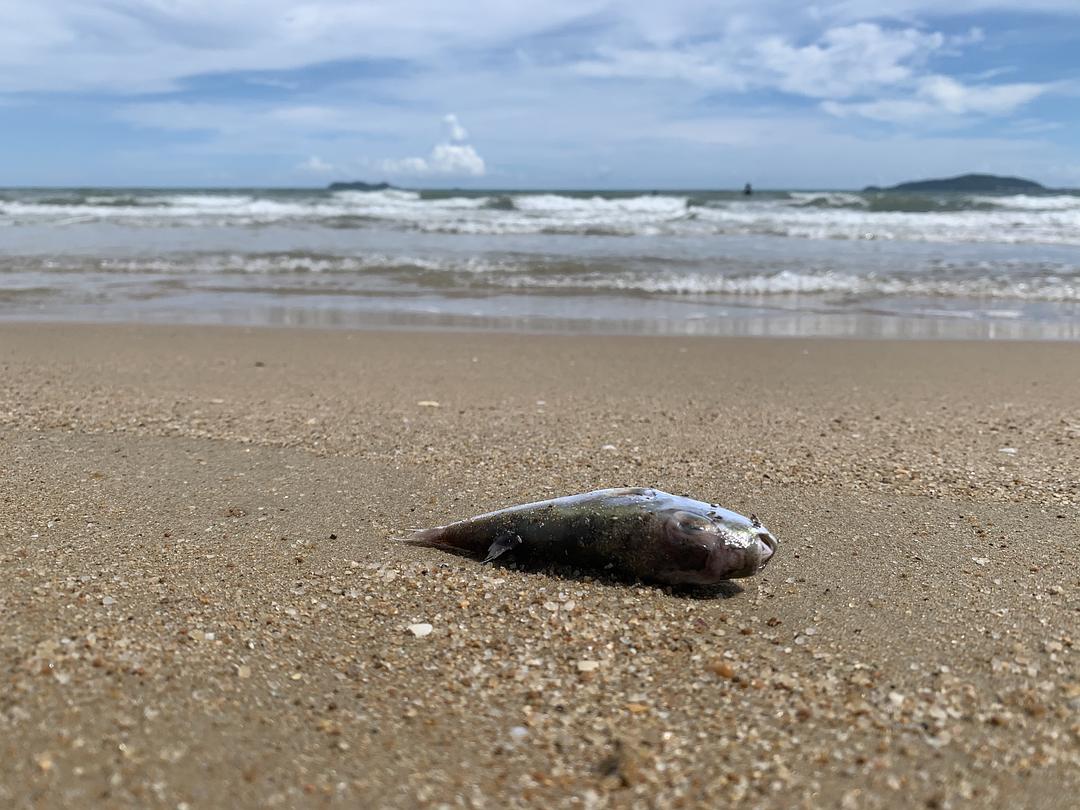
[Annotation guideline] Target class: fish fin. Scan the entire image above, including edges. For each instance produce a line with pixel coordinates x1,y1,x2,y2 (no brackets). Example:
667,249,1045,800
481,532,523,564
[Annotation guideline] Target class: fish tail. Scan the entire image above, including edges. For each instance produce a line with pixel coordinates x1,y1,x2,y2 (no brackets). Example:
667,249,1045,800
401,523,488,556
401,526,453,548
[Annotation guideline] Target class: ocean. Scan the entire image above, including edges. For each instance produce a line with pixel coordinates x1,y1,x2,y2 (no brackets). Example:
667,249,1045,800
2,186,1079,339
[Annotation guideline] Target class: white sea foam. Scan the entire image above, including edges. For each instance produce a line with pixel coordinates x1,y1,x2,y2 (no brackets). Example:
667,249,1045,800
23,252,1073,301
489,270,1080,302
20,252,517,278
3,189,1080,245
513,193,687,214
971,194,1080,211
786,192,868,208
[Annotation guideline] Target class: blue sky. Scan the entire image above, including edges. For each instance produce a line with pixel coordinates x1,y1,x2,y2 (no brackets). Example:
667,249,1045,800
1,1,1078,188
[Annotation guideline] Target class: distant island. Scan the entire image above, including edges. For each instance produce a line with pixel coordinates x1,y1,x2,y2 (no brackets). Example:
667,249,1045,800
864,173,1046,193
327,181,394,191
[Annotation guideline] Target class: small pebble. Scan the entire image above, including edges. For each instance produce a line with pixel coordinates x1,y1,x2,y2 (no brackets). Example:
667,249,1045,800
708,660,735,678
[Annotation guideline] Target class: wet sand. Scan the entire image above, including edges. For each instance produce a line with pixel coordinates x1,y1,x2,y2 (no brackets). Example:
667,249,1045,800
1,323,1078,808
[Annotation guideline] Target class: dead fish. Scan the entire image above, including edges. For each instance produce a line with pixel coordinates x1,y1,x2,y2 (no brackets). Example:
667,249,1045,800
405,487,777,585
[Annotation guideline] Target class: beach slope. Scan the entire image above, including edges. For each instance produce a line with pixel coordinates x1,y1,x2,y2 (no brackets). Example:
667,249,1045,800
1,324,1077,808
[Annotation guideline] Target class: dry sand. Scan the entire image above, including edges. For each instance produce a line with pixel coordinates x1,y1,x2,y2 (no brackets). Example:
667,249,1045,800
1,323,1078,809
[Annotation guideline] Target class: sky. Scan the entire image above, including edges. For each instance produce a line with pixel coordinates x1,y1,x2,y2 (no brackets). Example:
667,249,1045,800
1,1,1078,188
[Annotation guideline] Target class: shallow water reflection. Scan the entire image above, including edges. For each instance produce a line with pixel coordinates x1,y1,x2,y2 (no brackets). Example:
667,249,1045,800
6,289,1080,341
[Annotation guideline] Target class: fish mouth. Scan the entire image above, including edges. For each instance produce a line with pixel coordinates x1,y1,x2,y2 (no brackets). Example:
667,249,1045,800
733,529,777,578
757,530,777,566
704,528,777,580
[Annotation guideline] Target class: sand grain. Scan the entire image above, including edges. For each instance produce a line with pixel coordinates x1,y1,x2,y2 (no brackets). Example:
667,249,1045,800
1,324,1077,808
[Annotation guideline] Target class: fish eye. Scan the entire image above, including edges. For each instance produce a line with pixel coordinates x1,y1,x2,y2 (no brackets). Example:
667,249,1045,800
671,510,714,533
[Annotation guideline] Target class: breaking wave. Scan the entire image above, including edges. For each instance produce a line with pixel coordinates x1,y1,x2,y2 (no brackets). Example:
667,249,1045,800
1,187,1079,245
6,252,1077,303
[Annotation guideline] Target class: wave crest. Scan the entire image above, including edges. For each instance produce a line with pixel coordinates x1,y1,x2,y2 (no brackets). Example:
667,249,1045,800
6,253,1077,302
2,188,1079,246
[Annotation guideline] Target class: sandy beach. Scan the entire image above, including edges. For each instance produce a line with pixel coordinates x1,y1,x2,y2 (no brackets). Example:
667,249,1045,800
1,322,1077,808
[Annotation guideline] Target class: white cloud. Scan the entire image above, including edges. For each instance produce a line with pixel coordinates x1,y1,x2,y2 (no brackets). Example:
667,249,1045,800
823,98,927,122
0,0,611,94
381,116,486,176
443,113,468,142
824,76,1051,122
0,2,1077,98
381,156,429,174
3,1,1077,187
573,46,746,90
756,24,943,98
918,75,1047,115
245,76,299,90
826,1,1079,20
297,155,335,173
382,143,486,177
116,100,412,142
568,21,1024,106
947,26,984,49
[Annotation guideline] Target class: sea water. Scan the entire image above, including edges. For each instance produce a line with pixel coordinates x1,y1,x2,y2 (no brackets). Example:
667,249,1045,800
1,187,1078,339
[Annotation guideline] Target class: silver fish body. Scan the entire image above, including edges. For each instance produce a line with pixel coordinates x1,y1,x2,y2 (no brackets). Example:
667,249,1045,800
406,487,777,585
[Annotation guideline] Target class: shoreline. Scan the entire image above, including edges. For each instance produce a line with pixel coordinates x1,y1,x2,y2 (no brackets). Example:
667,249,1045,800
3,303,1080,342
7,314,1080,347
2,322,1078,808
